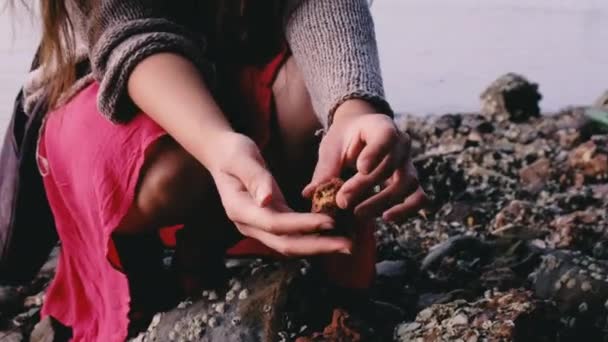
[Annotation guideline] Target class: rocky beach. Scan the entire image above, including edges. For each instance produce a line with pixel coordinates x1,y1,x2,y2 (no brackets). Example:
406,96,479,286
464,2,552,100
0,74,607,341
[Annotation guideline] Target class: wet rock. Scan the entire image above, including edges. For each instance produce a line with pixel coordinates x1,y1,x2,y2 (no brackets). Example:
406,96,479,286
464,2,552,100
394,289,558,341
530,250,608,339
375,260,409,279
480,73,542,122
531,250,608,314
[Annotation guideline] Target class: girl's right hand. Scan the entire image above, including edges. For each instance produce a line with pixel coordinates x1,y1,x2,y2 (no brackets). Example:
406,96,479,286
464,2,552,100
208,133,353,256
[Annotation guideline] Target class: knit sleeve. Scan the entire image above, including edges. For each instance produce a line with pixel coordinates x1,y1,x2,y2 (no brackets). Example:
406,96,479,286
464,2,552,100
284,0,393,128
87,0,213,123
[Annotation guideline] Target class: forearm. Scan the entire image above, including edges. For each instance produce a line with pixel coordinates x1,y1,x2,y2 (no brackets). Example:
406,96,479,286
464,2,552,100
285,0,393,128
128,53,232,167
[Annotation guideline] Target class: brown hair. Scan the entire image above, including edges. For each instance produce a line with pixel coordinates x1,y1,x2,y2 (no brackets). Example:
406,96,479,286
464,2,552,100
38,0,78,108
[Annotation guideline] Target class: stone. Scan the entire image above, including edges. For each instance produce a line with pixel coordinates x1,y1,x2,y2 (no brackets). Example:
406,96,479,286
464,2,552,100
394,289,558,341
127,260,381,342
531,250,608,316
568,140,608,181
480,73,542,122
518,158,551,192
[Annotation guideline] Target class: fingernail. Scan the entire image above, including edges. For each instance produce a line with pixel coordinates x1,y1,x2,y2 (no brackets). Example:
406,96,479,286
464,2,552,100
339,248,352,255
338,198,348,209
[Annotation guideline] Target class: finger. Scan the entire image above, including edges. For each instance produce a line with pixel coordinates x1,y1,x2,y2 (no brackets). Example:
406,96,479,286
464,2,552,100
354,168,418,218
239,223,353,256
357,124,399,175
336,154,395,209
382,187,429,223
302,137,344,198
228,189,335,234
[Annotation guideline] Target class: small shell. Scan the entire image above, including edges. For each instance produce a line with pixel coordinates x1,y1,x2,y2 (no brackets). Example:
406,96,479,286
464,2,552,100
238,289,249,300
579,302,588,313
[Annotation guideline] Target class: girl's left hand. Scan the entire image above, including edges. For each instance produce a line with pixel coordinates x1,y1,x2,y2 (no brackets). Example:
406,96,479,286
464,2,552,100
302,107,428,223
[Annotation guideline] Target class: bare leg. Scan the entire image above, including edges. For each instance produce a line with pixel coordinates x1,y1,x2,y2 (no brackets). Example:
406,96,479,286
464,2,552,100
268,57,323,209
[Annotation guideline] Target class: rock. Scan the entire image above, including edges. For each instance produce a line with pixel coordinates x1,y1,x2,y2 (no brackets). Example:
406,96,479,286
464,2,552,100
568,139,608,184
433,114,462,135
595,90,608,110
129,260,384,342
518,158,552,192
30,317,55,342
545,210,607,254
0,331,23,342
394,289,558,341
490,200,549,239
480,73,542,122
375,260,409,279
530,250,608,338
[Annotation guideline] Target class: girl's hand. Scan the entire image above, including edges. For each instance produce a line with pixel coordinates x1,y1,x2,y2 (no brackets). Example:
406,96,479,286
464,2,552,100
209,132,353,256
303,106,427,223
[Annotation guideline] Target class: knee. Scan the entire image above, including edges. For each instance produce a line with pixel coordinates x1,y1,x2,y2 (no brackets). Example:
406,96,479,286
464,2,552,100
118,138,213,234
138,138,211,217
273,57,321,134
272,57,322,156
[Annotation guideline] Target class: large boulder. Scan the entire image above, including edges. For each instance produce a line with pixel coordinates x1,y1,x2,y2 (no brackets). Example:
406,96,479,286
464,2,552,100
481,73,542,122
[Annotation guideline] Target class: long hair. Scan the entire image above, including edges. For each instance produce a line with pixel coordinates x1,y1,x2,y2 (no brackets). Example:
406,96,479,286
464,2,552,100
13,0,284,108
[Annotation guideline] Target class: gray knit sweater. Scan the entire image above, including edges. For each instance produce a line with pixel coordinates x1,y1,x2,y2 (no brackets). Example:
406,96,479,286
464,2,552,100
25,0,391,128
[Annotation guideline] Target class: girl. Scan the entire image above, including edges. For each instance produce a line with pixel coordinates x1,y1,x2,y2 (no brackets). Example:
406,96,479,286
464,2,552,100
26,0,427,340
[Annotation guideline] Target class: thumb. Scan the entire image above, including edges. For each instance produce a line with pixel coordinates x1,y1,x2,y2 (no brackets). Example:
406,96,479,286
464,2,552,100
233,153,276,207
303,137,343,198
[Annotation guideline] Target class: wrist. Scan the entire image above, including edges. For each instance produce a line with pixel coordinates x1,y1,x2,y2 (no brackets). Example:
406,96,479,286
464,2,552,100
332,99,382,126
196,130,240,170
